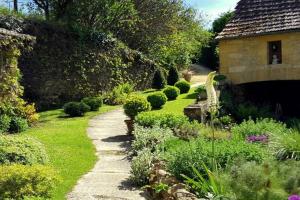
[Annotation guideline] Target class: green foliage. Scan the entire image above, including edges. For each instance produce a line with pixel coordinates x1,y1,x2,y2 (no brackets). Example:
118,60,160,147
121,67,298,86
175,80,191,94
9,117,29,133
147,92,168,109
231,118,289,139
182,165,225,198
123,95,151,119
130,149,155,186
152,70,166,90
163,86,180,100
224,162,288,200
135,112,189,129
0,135,48,165
0,164,60,199
167,65,180,86
278,161,300,194
105,83,134,105
195,85,206,94
173,120,201,140
81,97,103,111
163,138,267,180
212,12,234,34
271,131,300,161
0,115,11,134
63,102,91,117
131,125,174,155
235,103,273,121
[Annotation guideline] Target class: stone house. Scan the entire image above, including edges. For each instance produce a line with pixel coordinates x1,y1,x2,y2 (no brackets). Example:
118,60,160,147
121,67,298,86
217,0,300,84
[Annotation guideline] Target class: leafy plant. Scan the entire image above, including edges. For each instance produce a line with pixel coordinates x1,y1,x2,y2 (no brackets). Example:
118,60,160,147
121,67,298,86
105,83,134,105
175,80,191,94
182,164,226,199
231,118,289,139
174,120,201,140
163,86,180,100
130,149,155,186
9,117,29,133
152,183,169,193
167,65,179,86
63,102,91,117
123,95,151,119
81,97,103,111
195,85,206,94
147,92,168,109
235,103,273,122
0,115,11,134
152,70,166,90
0,135,48,165
131,125,174,155
0,164,60,199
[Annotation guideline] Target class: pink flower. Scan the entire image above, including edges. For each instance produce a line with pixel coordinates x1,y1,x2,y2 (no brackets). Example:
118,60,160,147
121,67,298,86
289,195,300,200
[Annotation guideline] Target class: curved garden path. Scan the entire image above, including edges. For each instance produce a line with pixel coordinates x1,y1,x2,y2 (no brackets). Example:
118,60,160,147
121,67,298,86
67,109,147,200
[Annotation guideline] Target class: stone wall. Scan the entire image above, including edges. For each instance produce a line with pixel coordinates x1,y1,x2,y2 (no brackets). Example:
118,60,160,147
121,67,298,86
219,32,300,84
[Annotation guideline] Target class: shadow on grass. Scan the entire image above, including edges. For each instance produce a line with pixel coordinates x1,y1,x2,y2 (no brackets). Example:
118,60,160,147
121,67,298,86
142,89,159,94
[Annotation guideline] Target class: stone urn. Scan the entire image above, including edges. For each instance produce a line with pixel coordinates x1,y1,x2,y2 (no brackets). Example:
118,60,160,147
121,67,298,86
182,71,193,82
124,119,134,134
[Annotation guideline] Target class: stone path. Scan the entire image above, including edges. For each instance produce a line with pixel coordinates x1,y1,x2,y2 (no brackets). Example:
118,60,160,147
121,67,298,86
68,109,147,200
189,64,212,88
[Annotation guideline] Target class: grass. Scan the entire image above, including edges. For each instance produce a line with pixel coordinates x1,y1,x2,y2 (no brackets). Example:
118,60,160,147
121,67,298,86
141,88,197,115
23,105,118,200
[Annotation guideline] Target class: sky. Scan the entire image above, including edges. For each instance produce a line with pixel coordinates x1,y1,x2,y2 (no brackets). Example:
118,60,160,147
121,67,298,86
185,0,239,24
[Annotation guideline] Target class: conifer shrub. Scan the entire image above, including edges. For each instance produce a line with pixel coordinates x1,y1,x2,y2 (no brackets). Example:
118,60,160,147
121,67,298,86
152,70,166,90
167,65,179,86
123,96,151,119
163,86,180,100
63,102,91,117
147,92,168,109
175,80,191,94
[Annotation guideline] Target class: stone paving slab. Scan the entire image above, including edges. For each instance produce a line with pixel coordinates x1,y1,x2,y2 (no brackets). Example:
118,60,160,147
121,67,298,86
67,109,147,200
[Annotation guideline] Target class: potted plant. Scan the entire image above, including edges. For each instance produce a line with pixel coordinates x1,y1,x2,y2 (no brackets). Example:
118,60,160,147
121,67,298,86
123,95,151,134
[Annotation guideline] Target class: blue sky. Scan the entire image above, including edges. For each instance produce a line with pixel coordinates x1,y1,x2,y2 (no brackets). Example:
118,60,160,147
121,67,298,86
186,0,239,22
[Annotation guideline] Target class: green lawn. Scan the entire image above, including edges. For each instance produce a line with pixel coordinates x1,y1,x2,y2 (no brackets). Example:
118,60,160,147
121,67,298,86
142,88,197,115
23,105,118,200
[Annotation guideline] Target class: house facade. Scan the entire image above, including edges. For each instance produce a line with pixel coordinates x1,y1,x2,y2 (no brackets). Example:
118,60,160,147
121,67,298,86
217,0,300,84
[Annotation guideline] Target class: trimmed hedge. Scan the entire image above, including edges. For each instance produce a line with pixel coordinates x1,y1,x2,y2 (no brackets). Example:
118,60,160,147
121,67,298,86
81,97,103,111
123,96,151,119
163,86,180,100
147,92,168,109
63,102,91,117
175,80,191,94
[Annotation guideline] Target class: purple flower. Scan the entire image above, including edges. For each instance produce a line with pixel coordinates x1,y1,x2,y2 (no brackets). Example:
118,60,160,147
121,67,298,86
289,195,300,200
246,135,269,143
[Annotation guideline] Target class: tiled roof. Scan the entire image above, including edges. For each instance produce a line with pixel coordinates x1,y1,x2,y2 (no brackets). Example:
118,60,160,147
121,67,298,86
217,0,300,40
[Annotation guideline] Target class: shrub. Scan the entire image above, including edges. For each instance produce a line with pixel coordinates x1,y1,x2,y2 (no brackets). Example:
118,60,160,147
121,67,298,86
195,85,206,94
123,96,151,119
175,80,191,94
131,125,174,155
147,92,168,109
271,131,300,161
278,161,300,194
174,121,201,140
63,102,91,117
224,162,288,200
0,115,11,134
235,103,273,121
167,65,179,86
163,86,180,100
130,149,155,186
81,97,103,111
231,118,289,139
152,70,166,90
105,83,134,105
0,135,48,165
164,138,267,180
136,112,189,129
0,164,60,199
9,117,29,133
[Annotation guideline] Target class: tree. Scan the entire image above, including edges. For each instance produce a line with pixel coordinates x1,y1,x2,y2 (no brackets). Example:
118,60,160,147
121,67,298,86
212,11,234,34
152,70,166,89
13,0,18,12
167,65,179,86
32,0,50,20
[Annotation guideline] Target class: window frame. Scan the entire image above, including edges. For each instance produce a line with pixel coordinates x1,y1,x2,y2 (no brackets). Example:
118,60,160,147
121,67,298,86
268,40,282,65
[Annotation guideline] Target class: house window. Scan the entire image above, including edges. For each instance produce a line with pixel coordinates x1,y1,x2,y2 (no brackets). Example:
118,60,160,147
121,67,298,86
268,41,282,65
